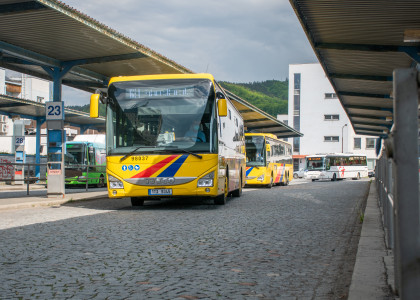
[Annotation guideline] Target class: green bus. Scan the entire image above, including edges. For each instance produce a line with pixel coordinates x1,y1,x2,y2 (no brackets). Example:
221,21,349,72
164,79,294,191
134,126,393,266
64,139,106,187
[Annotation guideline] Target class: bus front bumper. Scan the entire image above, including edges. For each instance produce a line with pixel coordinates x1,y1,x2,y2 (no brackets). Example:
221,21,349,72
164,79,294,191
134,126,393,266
107,181,220,199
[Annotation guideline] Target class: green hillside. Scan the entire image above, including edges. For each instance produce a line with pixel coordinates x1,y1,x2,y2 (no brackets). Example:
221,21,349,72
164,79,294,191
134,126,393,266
219,80,288,117
67,103,106,117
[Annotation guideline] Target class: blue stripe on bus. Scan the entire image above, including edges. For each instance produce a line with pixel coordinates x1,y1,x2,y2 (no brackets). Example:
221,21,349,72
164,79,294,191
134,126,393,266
158,154,189,177
246,167,254,177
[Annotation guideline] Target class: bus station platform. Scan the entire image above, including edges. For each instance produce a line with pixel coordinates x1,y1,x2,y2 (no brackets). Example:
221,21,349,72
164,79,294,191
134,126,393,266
0,180,395,298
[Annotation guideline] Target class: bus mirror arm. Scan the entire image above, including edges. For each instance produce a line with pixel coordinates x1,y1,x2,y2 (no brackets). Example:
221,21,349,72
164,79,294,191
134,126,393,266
94,89,108,104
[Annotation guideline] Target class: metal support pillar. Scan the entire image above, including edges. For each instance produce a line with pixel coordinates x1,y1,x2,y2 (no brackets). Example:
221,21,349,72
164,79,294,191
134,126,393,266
35,117,45,180
13,120,26,185
81,126,88,134
43,66,72,198
393,68,420,299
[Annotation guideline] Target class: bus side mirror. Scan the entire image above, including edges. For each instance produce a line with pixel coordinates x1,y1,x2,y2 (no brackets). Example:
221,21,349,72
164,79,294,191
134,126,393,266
218,98,227,117
90,94,100,118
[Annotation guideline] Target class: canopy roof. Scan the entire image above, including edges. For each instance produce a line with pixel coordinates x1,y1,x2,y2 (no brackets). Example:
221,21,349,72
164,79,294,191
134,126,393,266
0,94,106,130
290,0,420,136
0,0,302,138
226,90,302,138
0,0,192,94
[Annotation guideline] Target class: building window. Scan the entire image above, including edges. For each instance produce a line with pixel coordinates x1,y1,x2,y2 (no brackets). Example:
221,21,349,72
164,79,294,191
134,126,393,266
293,137,300,153
293,116,300,131
325,93,337,99
293,159,299,171
294,95,300,111
366,138,375,149
324,136,339,142
324,114,339,121
354,138,361,149
294,73,301,90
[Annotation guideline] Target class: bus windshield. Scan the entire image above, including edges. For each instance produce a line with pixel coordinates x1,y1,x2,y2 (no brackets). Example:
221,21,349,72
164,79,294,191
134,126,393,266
306,157,325,171
245,136,266,166
65,144,85,166
106,79,217,155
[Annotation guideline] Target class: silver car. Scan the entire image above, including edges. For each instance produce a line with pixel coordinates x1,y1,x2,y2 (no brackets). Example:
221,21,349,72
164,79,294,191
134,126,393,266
293,168,305,179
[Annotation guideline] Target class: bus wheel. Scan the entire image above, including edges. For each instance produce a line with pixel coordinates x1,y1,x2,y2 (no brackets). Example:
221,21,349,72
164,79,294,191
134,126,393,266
131,197,144,207
215,176,228,205
232,173,242,197
331,173,337,181
97,175,105,188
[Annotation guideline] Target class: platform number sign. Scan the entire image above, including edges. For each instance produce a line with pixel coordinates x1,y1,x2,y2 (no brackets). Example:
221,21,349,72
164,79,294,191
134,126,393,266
15,136,25,146
46,101,65,120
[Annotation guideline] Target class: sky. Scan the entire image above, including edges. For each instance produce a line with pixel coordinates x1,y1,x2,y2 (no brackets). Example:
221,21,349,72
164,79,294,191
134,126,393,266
29,0,318,105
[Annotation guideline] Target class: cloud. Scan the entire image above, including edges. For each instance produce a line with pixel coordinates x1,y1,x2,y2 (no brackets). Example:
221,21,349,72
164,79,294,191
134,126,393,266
62,0,316,84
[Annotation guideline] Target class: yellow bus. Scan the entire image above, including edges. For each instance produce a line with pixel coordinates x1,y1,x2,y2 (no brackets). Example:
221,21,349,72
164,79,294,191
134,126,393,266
90,74,245,206
245,133,293,187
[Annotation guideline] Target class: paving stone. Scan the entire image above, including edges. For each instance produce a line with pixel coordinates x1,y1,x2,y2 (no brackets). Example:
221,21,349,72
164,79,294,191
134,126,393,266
0,180,370,299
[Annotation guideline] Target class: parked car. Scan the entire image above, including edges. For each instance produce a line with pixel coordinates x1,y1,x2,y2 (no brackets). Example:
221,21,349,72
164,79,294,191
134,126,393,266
293,168,306,179
368,170,375,177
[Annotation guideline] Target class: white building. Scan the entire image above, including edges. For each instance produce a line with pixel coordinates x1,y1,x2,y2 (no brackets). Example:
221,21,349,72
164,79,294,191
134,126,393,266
288,63,378,171
0,69,51,137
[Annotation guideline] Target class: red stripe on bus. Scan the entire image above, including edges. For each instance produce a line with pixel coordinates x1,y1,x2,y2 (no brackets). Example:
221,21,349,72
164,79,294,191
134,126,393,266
131,155,179,178
275,164,285,183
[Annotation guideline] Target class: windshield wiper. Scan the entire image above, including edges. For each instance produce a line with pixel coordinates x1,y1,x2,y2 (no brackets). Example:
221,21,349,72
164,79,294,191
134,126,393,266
162,146,202,159
119,146,156,162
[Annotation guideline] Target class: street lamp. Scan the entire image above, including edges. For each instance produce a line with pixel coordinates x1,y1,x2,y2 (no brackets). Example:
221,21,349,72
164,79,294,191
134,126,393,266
341,124,347,153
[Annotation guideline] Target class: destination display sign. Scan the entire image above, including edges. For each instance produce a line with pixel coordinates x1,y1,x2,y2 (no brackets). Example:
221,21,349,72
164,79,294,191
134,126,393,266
126,86,195,99
308,157,322,161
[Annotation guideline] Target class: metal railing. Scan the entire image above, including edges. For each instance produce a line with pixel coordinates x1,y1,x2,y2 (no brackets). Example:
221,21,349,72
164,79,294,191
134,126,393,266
0,162,47,195
0,162,106,195
375,68,420,299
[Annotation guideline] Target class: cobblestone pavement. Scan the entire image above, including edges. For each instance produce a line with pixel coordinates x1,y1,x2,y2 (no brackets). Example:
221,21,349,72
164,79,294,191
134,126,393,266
0,179,369,299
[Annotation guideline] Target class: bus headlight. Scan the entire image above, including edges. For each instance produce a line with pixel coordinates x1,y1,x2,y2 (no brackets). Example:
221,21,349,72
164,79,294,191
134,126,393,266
197,171,214,187
108,175,124,189
257,174,265,182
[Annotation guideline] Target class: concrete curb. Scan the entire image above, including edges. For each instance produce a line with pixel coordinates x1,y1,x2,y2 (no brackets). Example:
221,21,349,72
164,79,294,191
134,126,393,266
348,181,394,299
0,192,108,211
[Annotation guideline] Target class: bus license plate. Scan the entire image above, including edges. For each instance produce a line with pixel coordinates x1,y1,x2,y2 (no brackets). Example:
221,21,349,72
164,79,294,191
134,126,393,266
148,189,172,196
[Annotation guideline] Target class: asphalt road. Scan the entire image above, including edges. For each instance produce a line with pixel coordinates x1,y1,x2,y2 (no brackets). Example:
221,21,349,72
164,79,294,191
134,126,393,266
0,178,369,299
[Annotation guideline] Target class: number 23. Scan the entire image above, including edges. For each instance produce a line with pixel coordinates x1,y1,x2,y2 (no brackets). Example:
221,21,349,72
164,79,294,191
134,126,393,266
47,105,61,116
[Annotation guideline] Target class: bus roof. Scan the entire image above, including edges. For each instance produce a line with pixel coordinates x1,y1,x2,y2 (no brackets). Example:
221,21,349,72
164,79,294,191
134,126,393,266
245,132,291,145
66,141,105,148
109,73,215,85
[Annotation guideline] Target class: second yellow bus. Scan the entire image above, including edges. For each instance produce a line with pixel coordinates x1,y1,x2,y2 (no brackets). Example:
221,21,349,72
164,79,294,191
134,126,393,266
245,133,293,187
